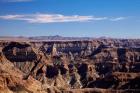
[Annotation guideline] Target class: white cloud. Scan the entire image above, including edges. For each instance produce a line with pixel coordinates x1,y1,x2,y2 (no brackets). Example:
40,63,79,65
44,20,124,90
0,15,24,19
0,13,127,23
110,17,126,21
0,14,107,23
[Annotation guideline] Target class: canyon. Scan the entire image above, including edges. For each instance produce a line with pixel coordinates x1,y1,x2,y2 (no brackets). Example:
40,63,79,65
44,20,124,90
0,38,140,93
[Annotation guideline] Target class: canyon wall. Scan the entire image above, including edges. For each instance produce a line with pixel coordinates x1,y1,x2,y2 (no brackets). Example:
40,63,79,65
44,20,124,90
0,39,140,93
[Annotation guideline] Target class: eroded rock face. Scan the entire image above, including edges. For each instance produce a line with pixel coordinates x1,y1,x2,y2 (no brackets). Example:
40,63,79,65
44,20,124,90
0,39,140,93
2,42,37,62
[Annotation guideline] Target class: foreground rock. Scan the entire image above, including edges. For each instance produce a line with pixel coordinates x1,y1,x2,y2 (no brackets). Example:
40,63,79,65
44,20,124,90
0,39,140,93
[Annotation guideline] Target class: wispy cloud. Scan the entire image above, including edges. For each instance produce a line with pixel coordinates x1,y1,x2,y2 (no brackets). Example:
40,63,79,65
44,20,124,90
0,13,126,23
1,0,33,2
0,14,107,23
110,17,126,21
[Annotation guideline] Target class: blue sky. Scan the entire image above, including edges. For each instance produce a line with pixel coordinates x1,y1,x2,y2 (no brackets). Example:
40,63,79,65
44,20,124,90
0,0,140,38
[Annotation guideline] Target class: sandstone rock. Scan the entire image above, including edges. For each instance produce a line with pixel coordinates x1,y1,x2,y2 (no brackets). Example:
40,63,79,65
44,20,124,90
0,39,140,93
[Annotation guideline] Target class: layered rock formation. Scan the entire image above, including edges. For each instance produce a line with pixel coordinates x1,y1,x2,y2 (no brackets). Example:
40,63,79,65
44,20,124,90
0,39,140,93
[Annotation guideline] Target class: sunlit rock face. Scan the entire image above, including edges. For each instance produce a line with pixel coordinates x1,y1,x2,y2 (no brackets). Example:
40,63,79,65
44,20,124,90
0,39,140,93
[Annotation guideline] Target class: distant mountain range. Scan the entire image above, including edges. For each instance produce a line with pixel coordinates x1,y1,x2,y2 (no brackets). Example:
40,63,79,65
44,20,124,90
28,35,95,41
0,35,95,41
0,35,139,41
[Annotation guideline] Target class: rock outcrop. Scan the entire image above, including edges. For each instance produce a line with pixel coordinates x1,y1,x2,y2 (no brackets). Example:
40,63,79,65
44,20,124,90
0,39,140,93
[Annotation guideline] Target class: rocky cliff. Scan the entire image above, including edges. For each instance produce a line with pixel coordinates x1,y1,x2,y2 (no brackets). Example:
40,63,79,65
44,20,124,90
0,39,140,93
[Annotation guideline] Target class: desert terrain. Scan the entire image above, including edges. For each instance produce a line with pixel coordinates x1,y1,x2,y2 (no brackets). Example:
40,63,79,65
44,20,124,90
0,37,140,93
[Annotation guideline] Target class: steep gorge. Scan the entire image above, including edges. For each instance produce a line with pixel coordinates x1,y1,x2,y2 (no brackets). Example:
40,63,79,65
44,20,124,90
0,39,140,93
